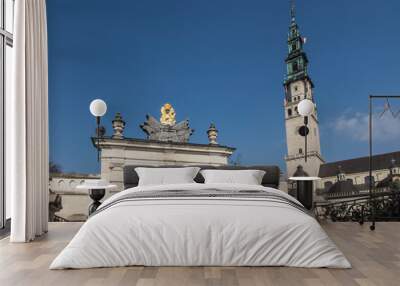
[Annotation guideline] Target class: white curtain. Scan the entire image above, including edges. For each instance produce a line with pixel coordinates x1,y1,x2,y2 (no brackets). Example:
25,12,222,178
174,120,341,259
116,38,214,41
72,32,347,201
7,0,49,242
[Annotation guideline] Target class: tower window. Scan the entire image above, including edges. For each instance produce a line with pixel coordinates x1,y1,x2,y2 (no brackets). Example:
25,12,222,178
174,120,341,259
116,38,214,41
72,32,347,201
294,86,298,91
299,148,303,154
288,109,292,116
291,43,296,51
292,62,298,72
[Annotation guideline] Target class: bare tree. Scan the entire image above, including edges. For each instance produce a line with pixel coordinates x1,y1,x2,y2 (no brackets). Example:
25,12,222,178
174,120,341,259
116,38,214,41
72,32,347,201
49,161,62,174
229,153,242,166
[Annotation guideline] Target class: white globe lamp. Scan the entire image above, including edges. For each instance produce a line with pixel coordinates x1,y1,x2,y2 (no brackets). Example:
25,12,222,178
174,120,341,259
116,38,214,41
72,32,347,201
298,99,314,116
90,99,107,117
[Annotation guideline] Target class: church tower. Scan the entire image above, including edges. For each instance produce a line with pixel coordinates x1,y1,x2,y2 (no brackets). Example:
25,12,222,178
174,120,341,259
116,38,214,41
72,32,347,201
284,3,324,178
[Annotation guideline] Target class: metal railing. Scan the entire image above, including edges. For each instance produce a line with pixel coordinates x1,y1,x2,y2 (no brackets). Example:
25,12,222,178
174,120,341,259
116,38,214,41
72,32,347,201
314,190,400,223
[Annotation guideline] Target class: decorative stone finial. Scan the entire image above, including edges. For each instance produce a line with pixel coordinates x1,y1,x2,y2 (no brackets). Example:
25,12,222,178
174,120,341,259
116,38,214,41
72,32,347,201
337,165,346,181
390,158,399,175
112,112,125,139
207,123,218,145
390,158,396,170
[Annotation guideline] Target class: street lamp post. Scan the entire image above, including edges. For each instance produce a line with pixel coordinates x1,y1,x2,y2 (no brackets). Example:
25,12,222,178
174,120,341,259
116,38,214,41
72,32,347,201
89,99,107,162
78,99,111,215
297,99,315,162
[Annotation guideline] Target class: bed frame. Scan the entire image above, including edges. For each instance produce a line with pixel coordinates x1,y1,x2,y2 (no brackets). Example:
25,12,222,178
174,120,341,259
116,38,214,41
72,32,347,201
123,165,281,189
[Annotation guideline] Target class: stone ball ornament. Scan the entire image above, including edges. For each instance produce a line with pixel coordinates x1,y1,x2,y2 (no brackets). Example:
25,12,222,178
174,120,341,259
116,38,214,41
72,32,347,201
298,99,314,116
90,99,107,117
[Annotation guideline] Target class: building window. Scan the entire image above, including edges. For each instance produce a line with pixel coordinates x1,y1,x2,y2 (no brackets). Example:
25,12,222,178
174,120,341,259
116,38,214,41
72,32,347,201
287,109,292,117
299,148,303,154
294,86,298,91
1,0,15,229
291,43,296,51
292,62,298,72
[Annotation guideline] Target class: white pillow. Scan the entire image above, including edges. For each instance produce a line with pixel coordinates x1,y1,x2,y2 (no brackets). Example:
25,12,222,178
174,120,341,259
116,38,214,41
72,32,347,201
135,167,200,186
200,169,266,185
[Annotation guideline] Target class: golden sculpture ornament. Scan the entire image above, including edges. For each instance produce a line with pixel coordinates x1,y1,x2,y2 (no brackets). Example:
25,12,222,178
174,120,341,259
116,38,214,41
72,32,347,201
160,103,176,126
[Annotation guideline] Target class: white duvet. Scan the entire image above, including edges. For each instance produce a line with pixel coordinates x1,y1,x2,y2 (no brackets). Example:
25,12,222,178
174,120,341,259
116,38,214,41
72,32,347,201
50,183,351,269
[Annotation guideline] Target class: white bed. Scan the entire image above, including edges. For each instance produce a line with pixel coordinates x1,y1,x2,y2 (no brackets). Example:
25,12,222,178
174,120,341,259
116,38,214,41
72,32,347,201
50,183,350,269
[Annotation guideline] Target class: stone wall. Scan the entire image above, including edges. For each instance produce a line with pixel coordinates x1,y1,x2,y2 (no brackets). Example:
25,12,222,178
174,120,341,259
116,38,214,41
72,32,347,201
97,137,235,194
50,174,98,221
317,168,392,189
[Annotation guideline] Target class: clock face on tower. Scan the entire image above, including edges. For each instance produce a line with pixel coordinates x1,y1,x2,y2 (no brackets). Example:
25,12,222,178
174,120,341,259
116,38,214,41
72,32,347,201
298,126,309,137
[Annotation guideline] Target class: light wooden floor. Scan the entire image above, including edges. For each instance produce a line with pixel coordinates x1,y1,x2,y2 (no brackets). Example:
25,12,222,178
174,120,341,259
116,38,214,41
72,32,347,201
0,222,399,286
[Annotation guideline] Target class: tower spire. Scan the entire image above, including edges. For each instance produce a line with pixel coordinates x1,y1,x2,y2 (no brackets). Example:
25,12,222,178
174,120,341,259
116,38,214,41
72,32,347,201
284,0,312,87
290,0,296,23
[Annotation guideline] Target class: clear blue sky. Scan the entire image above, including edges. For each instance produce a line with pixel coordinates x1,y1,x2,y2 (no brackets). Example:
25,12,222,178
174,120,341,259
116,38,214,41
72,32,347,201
47,0,400,174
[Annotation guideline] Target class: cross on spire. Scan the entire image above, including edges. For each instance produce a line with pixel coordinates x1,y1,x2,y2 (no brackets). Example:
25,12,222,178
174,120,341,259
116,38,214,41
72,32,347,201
290,0,296,23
